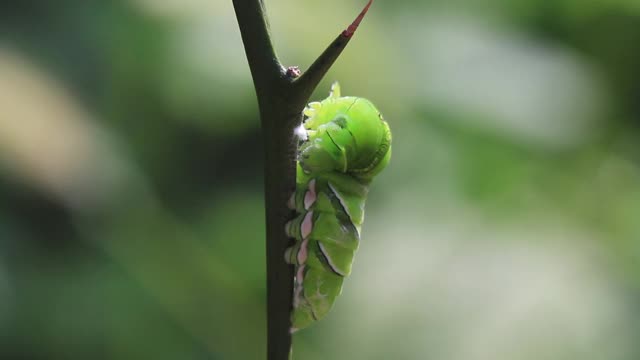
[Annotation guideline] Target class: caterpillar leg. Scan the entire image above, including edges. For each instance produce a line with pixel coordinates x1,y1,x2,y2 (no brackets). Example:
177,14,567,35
285,211,314,240
284,209,314,266
287,178,317,212
284,238,309,265
287,191,296,210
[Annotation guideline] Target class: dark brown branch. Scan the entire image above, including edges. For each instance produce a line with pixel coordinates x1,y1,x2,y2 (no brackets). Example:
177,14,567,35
232,1,374,359
232,0,284,95
233,2,294,359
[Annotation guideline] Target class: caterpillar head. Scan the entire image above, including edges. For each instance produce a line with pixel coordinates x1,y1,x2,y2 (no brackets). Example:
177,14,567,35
300,82,391,179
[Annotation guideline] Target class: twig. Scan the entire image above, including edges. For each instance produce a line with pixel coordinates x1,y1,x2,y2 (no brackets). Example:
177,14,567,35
231,1,373,359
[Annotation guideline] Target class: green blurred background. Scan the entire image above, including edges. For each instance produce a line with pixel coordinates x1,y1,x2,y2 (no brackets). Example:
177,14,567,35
1,0,640,359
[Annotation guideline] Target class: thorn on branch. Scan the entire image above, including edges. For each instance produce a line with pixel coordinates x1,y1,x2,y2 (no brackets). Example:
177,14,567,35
293,0,374,106
343,0,373,38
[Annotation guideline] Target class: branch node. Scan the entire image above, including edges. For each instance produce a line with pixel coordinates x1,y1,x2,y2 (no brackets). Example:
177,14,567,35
286,66,302,79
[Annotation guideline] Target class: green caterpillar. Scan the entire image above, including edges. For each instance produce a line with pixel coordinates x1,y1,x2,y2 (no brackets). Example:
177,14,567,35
285,82,392,332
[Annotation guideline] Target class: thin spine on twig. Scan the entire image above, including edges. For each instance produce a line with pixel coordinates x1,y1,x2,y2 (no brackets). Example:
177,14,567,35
344,0,373,37
293,0,374,106
231,1,374,359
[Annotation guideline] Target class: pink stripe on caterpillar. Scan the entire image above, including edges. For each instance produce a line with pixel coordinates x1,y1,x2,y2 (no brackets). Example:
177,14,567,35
301,211,314,239
304,179,317,210
297,238,309,264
